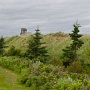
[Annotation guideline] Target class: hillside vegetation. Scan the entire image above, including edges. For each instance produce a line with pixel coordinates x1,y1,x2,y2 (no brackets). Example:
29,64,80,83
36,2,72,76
0,31,90,90
4,32,90,59
4,32,71,56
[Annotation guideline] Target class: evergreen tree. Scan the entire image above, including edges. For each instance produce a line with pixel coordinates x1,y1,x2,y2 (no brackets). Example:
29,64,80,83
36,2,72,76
26,28,48,63
0,36,5,55
62,22,84,67
69,23,84,57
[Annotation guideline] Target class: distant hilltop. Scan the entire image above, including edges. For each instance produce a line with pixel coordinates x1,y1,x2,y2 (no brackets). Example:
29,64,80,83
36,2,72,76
20,28,31,35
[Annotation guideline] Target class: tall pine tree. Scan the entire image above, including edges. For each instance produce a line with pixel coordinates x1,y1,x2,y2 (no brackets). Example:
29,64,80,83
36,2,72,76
62,22,84,67
26,28,48,63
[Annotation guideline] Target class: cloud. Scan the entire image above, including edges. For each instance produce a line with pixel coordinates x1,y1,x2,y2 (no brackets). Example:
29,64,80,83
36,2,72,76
0,0,90,36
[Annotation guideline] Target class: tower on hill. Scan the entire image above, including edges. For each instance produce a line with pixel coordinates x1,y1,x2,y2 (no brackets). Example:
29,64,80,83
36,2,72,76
20,28,27,35
20,28,31,35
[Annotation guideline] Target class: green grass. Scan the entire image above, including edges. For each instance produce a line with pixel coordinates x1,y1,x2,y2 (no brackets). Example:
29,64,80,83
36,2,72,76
4,32,90,59
0,67,30,90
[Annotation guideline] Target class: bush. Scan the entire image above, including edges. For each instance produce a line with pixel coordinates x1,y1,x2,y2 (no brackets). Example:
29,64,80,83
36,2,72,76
67,61,84,73
0,56,30,73
20,63,60,89
52,75,90,90
6,45,21,56
49,57,63,66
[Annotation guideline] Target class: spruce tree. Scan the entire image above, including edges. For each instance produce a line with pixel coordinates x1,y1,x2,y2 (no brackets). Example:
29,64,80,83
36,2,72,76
69,23,84,57
62,22,84,67
26,28,48,63
0,36,5,55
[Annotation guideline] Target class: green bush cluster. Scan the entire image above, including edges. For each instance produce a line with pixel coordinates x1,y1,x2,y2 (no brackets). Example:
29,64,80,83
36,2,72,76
5,45,21,56
0,56,90,90
20,63,61,90
0,56,29,73
67,61,84,73
53,74,90,90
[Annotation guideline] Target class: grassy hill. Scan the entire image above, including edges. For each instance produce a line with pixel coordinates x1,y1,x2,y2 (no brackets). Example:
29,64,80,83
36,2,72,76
4,32,70,55
4,32,90,59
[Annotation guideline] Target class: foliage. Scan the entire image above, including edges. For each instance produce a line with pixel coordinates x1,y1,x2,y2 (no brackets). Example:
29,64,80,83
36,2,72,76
49,56,63,66
5,45,21,56
26,29,48,63
67,61,84,73
20,63,62,89
0,56,30,73
62,46,75,67
2,31,89,60
0,56,90,89
52,74,90,90
0,36,6,55
80,48,90,75
62,22,84,67
69,23,84,57
0,28,90,89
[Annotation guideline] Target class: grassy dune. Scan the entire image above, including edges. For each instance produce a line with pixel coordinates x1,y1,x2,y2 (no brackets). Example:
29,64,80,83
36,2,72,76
4,32,90,59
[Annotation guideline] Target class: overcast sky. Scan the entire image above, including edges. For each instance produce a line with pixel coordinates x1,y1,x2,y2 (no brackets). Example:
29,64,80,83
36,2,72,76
0,0,90,36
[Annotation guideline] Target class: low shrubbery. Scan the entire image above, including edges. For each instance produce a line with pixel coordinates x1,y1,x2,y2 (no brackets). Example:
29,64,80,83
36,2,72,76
67,61,84,73
20,63,61,89
5,45,21,56
0,56,29,73
0,56,90,90
53,73,90,90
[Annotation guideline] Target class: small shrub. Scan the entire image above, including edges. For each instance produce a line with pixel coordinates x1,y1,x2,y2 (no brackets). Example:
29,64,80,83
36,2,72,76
67,61,84,73
6,45,21,56
20,75,28,84
49,57,62,66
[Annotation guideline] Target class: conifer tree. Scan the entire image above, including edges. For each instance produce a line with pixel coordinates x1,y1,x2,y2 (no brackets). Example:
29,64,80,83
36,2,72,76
26,28,48,63
0,36,5,55
62,22,84,67
69,22,84,57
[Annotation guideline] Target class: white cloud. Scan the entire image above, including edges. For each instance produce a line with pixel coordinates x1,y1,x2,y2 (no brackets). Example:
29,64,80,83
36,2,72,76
0,0,90,36
82,25,90,28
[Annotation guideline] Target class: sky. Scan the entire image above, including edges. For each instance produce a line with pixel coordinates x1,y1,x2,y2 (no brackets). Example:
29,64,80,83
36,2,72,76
0,0,90,36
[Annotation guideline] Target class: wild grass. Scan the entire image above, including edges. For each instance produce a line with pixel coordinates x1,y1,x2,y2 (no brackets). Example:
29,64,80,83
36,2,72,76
0,67,30,90
4,32,90,60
